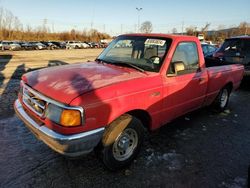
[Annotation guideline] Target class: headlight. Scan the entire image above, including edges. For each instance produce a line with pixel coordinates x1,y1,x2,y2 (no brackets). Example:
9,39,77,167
45,104,82,127
45,104,63,124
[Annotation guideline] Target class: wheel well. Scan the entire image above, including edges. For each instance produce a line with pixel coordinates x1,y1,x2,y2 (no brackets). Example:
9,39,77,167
225,82,233,93
127,109,151,131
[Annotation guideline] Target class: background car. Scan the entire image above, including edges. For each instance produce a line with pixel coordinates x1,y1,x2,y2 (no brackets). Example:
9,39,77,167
51,41,66,49
9,42,22,50
40,41,59,50
88,42,100,48
65,41,83,49
0,41,21,51
201,43,218,57
0,41,11,50
80,42,90,48
213,36,250,75
29,42,47,50
18,42,34,50
100,42,108,48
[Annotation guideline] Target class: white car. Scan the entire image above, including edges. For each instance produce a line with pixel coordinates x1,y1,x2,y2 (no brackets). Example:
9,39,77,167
66,41,82,49
80,42,90,48
0,41,21,50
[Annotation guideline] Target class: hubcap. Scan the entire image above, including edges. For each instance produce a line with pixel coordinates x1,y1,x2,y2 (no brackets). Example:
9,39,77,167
220,89,228,108
112,128,138,161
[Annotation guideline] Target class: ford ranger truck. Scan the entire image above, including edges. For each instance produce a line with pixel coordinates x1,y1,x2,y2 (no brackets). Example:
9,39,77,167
14,34,244,170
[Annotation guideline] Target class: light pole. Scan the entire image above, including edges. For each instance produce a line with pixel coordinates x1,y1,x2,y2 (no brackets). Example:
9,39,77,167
136,7,142,33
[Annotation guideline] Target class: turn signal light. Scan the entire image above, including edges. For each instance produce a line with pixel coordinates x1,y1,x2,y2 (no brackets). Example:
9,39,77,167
60,109,81,127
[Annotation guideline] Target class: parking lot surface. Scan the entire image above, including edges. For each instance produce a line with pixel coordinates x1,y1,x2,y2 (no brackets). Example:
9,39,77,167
0,50,250,188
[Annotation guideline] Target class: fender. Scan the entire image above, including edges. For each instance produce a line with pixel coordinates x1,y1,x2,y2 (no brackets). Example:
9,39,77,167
102,114,132,146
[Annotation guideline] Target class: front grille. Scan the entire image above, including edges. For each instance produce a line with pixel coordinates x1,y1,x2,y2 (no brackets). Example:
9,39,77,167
22,85,46,117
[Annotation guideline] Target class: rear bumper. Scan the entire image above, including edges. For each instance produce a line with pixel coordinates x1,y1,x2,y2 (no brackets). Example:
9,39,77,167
14,99,104,157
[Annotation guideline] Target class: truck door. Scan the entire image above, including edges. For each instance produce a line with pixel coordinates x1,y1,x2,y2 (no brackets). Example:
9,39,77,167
161,42,208,123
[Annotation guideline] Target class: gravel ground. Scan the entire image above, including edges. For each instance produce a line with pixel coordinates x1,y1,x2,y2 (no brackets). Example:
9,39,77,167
0,51,250,188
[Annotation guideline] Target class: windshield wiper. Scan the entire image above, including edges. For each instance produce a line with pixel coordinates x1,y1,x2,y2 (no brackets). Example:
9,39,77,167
95,58,108,64
113,61,145,72
96,59,145,73
95,58,114,64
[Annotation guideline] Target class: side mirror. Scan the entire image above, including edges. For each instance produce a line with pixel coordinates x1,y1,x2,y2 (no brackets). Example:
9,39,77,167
174,61,185,73
167,61,185,77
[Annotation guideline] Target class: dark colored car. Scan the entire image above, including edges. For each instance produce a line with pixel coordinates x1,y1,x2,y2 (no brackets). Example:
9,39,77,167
40,41,59,50
213,36,250,75
201,43,218,57
51,41,66,49
89,42,100,48
18,42,35,50
28,42,47,50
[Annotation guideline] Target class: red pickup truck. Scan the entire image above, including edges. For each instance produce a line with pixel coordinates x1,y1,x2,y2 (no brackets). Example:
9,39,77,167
14,34,244,170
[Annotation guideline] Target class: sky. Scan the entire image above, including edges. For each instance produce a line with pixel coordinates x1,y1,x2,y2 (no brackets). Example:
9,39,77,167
0,0,249,36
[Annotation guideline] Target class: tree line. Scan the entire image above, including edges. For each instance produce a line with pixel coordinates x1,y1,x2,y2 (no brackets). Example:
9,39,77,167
0,7,111,42
184,22,250,43
1,7,249,43
137,20,250,44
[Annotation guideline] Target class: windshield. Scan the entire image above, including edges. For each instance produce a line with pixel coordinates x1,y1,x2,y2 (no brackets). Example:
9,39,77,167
97,36,172,72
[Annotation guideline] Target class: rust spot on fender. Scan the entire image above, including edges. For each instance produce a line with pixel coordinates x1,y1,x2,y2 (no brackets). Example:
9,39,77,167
102,114,132,146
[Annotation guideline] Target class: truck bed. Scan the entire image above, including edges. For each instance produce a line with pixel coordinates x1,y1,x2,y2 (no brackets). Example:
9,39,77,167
205,57,236,67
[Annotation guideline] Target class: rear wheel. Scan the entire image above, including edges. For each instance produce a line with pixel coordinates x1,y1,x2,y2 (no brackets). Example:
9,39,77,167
212,86,230,112
97,116,144,171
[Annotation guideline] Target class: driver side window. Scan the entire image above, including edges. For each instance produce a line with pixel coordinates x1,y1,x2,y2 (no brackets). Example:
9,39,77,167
167,42,199,75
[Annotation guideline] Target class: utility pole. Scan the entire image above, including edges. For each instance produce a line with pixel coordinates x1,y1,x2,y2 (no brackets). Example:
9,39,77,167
136,7,142,33
181,20,184,35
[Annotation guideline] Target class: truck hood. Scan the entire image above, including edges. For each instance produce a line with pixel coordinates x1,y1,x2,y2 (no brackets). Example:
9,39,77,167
23,62,146,104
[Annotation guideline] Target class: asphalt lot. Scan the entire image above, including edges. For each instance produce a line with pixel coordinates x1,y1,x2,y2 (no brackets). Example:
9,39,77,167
0,50,250,188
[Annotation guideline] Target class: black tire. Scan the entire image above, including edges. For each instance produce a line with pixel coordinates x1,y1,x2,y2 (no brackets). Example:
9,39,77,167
212,86,230,112
97,116,144,171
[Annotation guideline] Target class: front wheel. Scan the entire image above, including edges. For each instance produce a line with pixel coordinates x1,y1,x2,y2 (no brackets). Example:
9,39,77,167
98,116,144,171
212,86,230,112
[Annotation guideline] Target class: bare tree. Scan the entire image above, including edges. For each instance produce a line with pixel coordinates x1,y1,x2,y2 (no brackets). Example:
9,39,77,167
185,26,197,36
238,22,250,35
215,25,227,42
0,7,3,29
0,7,110,41
140,21,153,33
201,23,210,33
201,22,210,38
0,7,3,38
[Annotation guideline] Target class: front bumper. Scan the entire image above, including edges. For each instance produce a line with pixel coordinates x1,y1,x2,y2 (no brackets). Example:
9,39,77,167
14,99,104,157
